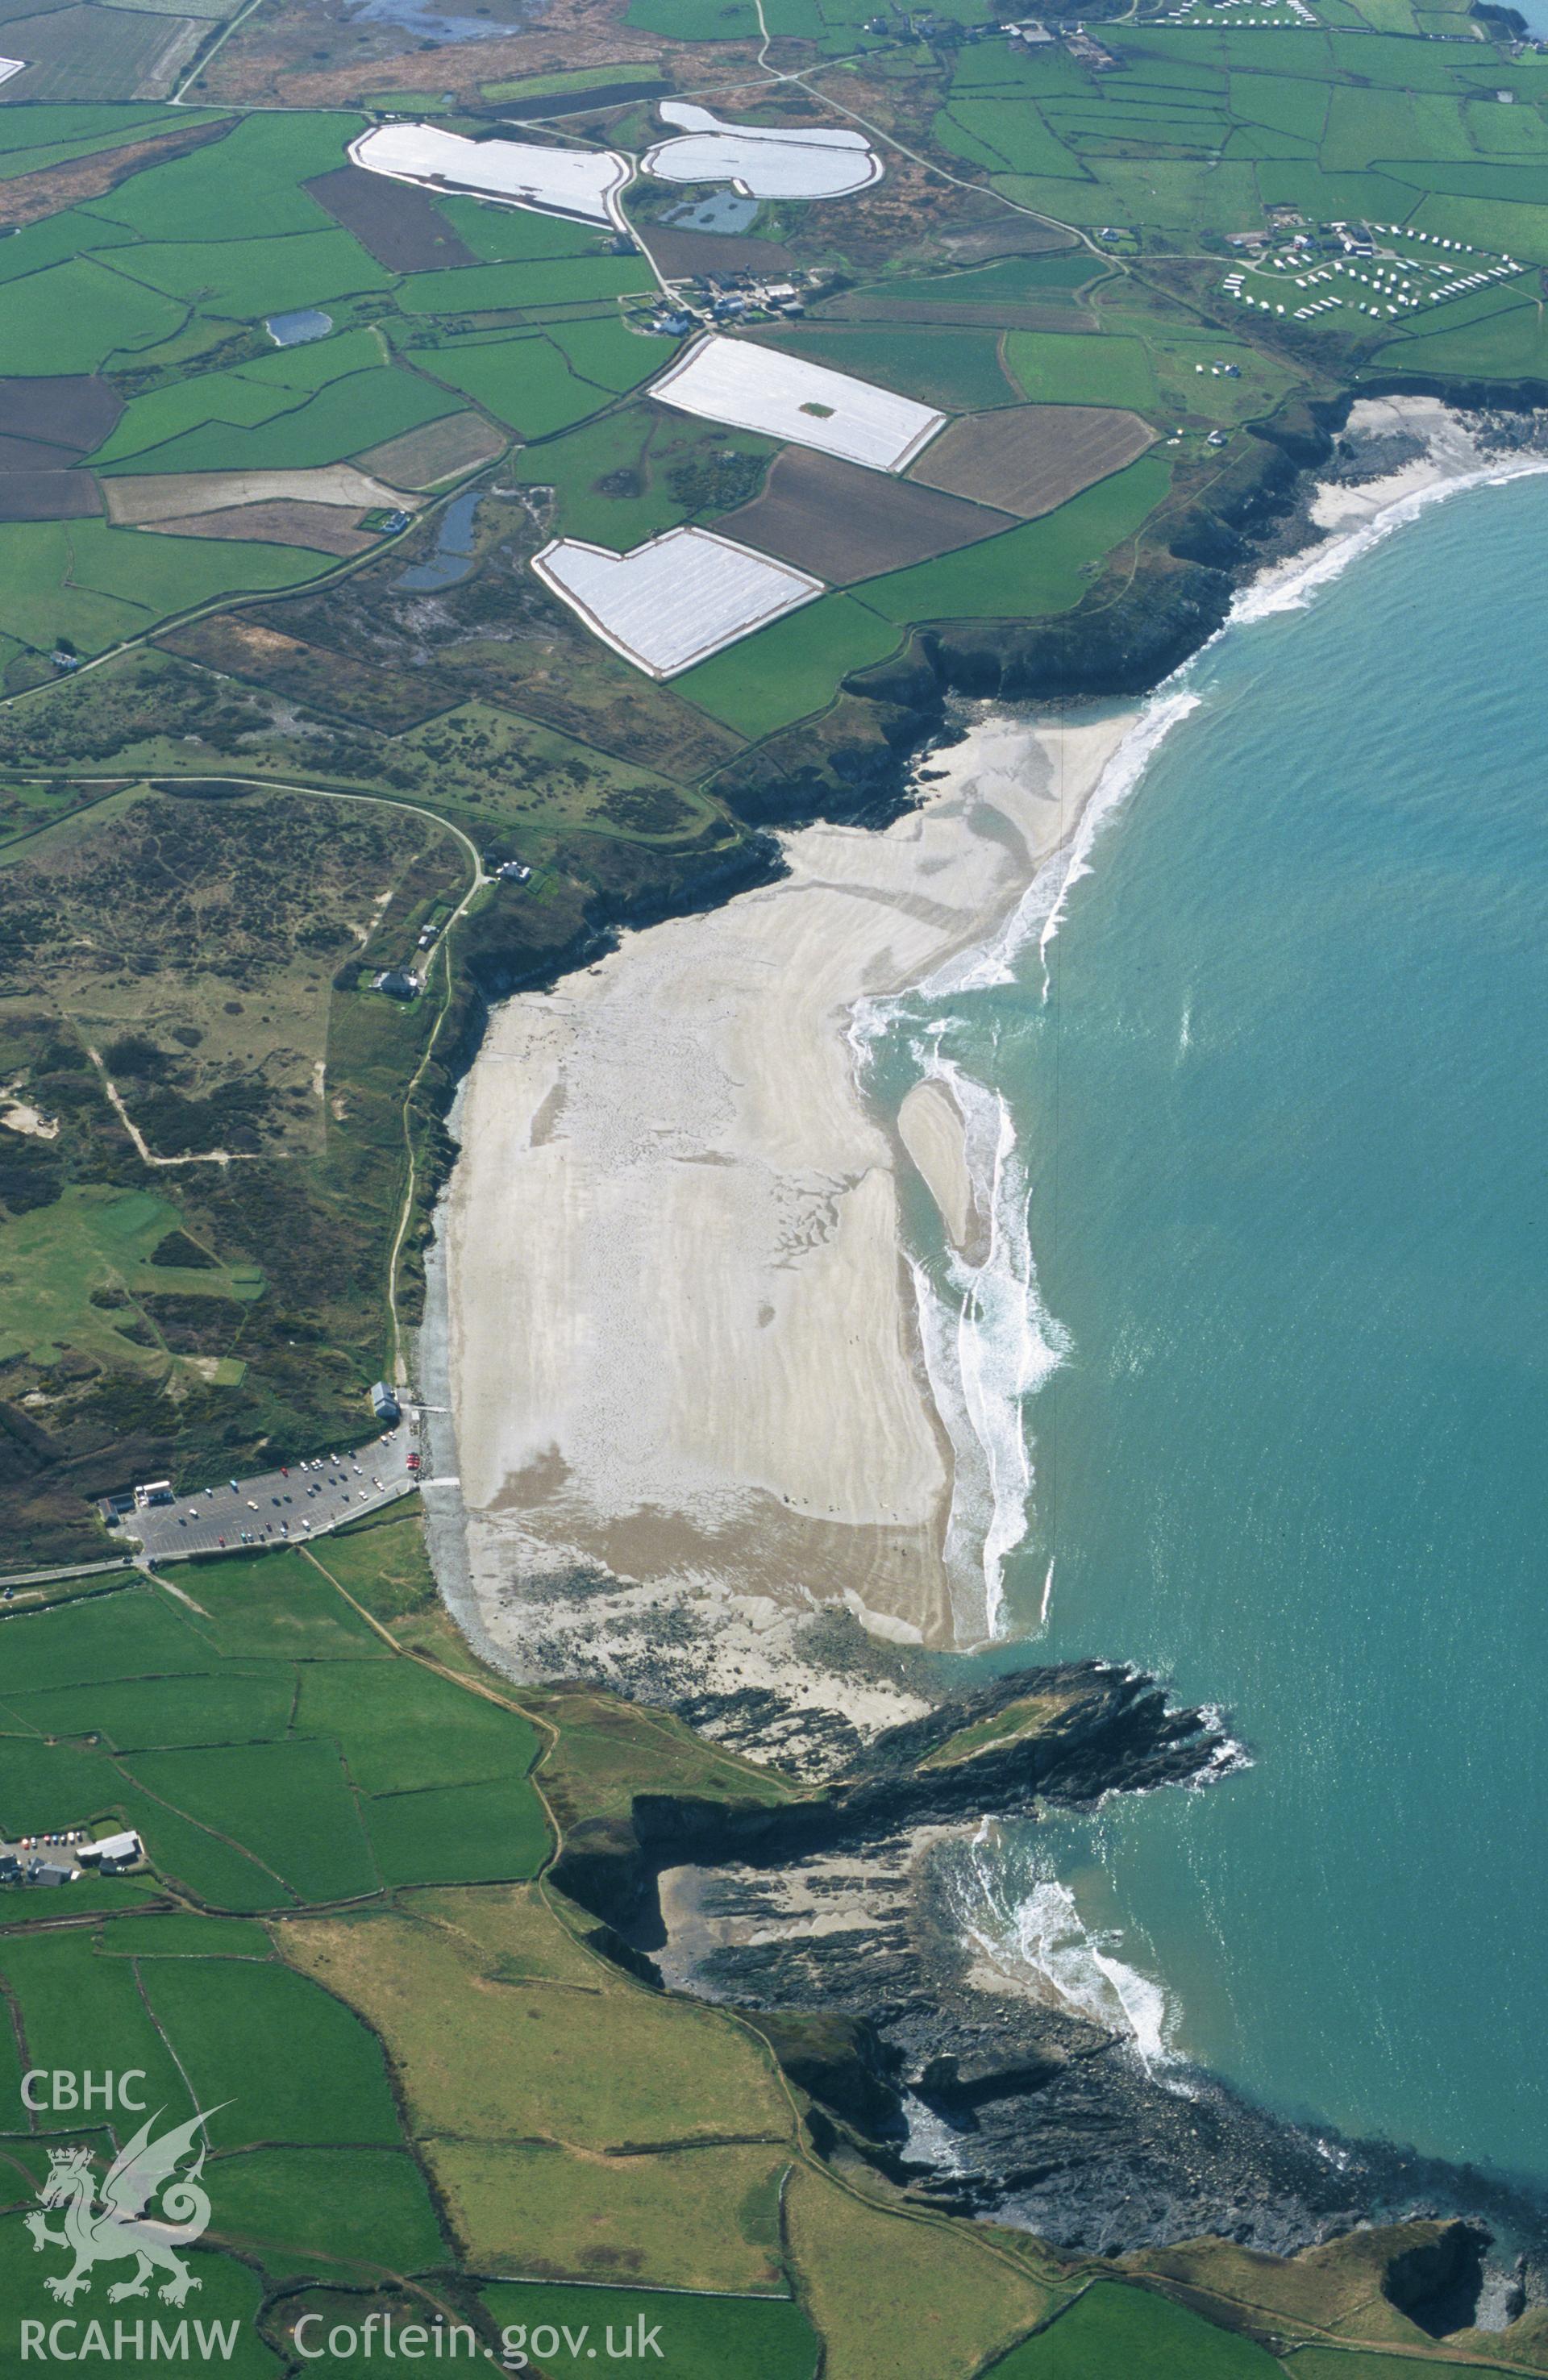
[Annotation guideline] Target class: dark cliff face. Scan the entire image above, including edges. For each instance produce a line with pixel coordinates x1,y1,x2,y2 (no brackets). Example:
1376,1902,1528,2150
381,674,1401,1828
550,1661,1230,1936
551,1658,1548,2265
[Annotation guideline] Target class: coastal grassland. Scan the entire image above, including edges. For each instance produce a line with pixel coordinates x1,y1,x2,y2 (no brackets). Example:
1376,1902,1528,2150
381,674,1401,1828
97,1911,272,1954
675,595,904,739
278,1887,793,2149
855,451,1175,626
525,1682,800,1832
782,2165,1059,2380
479,2280,820,2378
433,2141,793,2286
306,1500,439,1627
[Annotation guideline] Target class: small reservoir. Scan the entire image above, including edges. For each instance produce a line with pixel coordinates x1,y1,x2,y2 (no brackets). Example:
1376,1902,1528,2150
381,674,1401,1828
266,309,334,347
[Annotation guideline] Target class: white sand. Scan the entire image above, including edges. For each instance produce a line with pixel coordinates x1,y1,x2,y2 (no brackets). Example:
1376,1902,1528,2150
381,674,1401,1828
447,709,1134,1658
896,1076,983,1263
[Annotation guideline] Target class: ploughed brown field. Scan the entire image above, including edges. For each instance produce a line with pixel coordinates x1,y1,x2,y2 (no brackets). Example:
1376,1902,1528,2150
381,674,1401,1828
142,500,375,555
359,411,505,492
0,468,100,521
306,164,477,274
0,377,119,524
0,376,122,454
722,447,1011,585
634,224,798,282
909,403,1157,521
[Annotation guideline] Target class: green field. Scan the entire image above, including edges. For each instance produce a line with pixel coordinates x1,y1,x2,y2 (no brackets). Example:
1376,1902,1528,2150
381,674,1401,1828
676,596,903,740
480,2281,820,2379
984,2282,1280,2376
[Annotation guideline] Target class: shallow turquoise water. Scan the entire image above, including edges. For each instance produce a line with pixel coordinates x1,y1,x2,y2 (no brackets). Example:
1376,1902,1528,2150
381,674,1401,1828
885,472,1548,2178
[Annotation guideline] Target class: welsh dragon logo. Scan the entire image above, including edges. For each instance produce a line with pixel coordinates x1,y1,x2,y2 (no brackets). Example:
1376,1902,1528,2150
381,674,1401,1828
25,2107,222,2307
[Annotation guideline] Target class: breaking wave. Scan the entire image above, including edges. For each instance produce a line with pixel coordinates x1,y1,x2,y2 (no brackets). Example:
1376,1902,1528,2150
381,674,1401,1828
907,1046,1067,1641
947,1820,1177,2074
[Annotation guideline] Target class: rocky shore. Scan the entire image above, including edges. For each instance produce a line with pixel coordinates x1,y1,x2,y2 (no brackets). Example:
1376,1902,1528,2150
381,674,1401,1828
548,1654,1548,2270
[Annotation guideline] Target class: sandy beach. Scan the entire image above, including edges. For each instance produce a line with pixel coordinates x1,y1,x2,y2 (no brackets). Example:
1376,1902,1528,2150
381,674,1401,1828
437,390,1548,1725
445,708,1135,1674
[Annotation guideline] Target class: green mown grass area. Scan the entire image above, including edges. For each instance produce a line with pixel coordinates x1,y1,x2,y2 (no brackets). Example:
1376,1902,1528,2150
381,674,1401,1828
140,1954,405,2149
88,330,388,465
751,321,1022,410
363,1776,551,1886
98,1912,273,1957
9,1665,298,1750
0,1544,547,1907
127,1737,381,1903
480,2280,820,2378
0,254,188,373
868,252,1100,306
208,2145,447,2272
1375,302,1548,376
0,522,329,657
675,595,904,740
623,0,759,35
4,1927,195,2112
544,311,666,394
0,2217,281,2377
855,452,1173,628
296,1658,538,1791
101,367,456,476
984,2282,1278,2377
407,330,620,438
0,102,194,167
397,255,654,314
98,227,392,318
1005,327,1159,407
82,112,359,242
432,190,613,263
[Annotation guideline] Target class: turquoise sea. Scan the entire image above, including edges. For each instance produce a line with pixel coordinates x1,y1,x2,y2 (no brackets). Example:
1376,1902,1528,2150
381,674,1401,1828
875,468,1548,2182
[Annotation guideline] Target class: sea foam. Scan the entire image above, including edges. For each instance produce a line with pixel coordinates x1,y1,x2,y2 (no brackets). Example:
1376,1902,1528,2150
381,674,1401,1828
949,1820,1177,2074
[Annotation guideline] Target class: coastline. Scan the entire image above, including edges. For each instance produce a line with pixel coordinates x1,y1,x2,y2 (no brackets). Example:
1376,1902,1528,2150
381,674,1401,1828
441,703,1137,1725
427,393,1548,1742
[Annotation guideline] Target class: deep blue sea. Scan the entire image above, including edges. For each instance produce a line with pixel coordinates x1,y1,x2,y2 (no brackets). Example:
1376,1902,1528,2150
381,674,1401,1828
874,468,1548,2181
